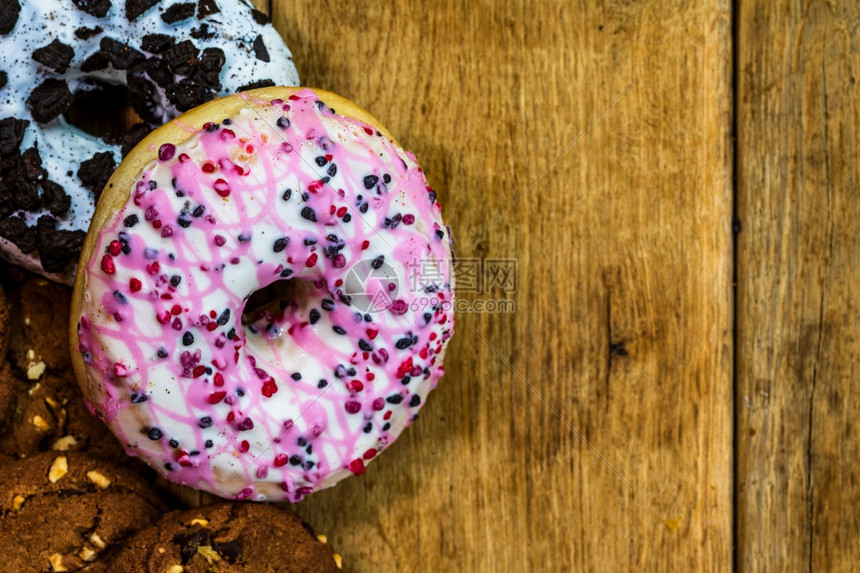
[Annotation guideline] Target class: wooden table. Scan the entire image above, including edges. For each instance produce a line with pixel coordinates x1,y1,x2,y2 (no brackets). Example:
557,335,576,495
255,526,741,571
251,1,859,570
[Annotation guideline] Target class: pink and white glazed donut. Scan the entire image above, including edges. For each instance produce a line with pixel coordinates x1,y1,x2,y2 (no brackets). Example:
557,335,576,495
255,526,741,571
70,87,455,502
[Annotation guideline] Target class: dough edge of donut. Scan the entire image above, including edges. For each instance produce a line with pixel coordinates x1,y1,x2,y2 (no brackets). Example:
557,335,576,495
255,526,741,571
69,86,397,406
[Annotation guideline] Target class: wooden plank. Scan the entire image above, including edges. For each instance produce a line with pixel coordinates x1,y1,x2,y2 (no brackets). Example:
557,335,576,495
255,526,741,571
272,1,733,570
736,1,860,570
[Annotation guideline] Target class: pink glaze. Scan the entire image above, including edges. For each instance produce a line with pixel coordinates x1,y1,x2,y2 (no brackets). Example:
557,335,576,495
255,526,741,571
76,89,454,501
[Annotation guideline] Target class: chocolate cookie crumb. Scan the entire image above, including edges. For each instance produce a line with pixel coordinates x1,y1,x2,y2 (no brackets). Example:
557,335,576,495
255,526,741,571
100,36,146,70
0,217,36,253
119,122,151,157
81,52,109,72
77,151,116,198
141,32,174,53
238,79,275,92
163,39,199,75
251,8,269,25
190,22,215,39
126,0,158,22
72,0,111,18
0,0,20,35
40,179,71,216
194,47,225,89
166,78,210,112
33,39,75,74
162,2,195,24
0,70,6,88
74,25,103,40
0,117,29,155
35,216,86,273
26,79,74,123
252,34,270,62
197,0,218,18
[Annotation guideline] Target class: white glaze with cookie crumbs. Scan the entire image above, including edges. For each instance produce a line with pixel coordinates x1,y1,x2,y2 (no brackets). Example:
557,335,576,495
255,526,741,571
0,0,299,282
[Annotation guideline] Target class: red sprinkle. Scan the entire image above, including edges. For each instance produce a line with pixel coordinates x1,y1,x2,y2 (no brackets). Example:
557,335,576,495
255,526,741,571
262,379,278,398
274,453,288,467
361,240,370,250
239,440,250,453
129,278,142,292
348,458,366,475
202,162,216,173
347,380,364,393
363,448,378,460
403,214,415,225
100,255,115,275
193,365,206,378
113,363,127,377
108,240,123,256
213,179,230,197
158,143,176,161
214,373,224,387
363,126,373,136
367,328,378,339
305,253,318,267
345,401,361,414
214,235,226,247
236,487,252,500
171,304,182,315
336,206,348,217
207,391,226,404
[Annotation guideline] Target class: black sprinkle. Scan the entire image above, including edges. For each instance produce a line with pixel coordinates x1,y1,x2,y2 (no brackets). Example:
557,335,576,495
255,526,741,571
280,268,293,278
217,308,230,326
317,379,327,389
276,116,290,129
363,422,373,433
170,275,182,287
315,156,327,167
383,173,392,184
301,207,317,222
282,188,292,201
198,416,213,428
342,214,352,223
157,348,168,358
371,255,385,270
147,427,163,440
358,339,373,352
291,372,302,381
205,439,214,448
333,326,346,335
363,175,379,189
169,438,179,448
309,309,321,325
130,393,148,404
327,163,337,177
182,332,194,346
395,337,413,350
124,214,140,227
273,237,289,252
436,229,445,240
382,423,391,431
321,299,335,311
409,394,421,407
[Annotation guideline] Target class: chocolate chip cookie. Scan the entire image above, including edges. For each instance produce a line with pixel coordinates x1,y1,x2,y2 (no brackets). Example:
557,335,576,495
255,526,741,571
105,502,342,572
0,451,168,572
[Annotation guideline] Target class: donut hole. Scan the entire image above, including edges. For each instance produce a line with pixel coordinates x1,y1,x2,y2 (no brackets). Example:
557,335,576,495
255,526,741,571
241,279,316,327
64,80,142,139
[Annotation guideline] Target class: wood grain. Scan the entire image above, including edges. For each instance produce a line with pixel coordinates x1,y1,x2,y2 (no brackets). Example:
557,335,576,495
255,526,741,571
736,1,860,570
271,1,733,570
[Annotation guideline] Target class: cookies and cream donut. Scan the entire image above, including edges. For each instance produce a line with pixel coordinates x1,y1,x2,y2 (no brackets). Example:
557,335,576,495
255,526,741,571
0,0,299,282
71,87,455,502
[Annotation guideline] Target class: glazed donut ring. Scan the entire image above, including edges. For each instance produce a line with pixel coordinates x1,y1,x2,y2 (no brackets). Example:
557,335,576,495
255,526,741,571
0,0,298,282
71,87,455,501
